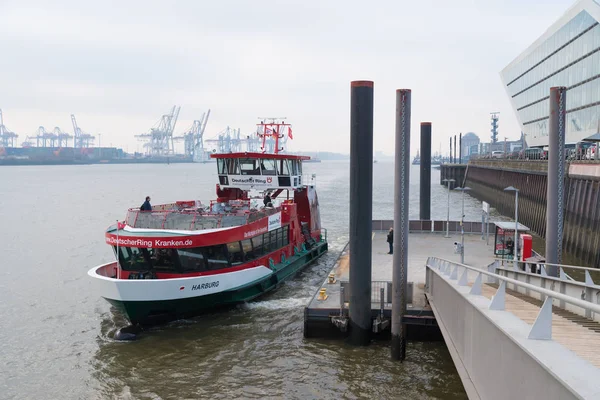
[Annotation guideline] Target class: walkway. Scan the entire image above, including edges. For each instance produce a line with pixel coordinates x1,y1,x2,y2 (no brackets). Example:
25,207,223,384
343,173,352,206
427,257,600,400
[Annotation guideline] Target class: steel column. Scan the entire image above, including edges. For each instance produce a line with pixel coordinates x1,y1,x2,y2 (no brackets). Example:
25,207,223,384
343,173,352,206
454,135,457,164
546,87,566,277
349,80,374,345
459,132,462,164
420,122,432,220
392,89,411,361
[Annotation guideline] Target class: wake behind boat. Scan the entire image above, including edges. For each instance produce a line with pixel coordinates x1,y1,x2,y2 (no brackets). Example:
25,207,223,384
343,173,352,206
88,121,328,334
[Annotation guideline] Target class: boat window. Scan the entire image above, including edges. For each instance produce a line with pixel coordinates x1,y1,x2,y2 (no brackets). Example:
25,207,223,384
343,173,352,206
239,158,260,175
151,248,180,272
178,248,207,272
278,226,288,248
227,241,244,265
217,159,227,174
241,238,254,260
227,159,240,174
263,231,277,253
290,160,298,175
260,159,277,175
278,159,290,176
204,244,229,270
116,247,152,271
251,235,264,256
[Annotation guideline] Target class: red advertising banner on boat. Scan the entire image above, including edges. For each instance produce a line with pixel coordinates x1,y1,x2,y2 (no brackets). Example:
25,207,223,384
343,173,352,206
105,212,283,249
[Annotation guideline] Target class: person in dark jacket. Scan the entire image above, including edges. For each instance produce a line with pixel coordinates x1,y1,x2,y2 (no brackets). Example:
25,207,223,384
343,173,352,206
263,193,272,207
506,236,514,256
141,196,152,211
387,227,394,254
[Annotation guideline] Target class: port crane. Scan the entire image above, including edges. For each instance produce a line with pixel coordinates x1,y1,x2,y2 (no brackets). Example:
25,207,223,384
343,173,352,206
0,109,18,147
136,106,180,156
71,115,95,148
173,109,211,161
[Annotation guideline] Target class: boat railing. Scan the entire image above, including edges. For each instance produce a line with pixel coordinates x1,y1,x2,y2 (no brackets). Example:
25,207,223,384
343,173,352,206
247,206,281,224
125,205,283,230
126,209,249,230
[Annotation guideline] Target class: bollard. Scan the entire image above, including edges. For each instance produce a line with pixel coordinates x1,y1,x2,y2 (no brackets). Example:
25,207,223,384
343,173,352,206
349,80,374,345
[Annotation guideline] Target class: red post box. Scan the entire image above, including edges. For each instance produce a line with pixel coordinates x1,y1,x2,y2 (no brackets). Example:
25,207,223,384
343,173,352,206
520,233,532,261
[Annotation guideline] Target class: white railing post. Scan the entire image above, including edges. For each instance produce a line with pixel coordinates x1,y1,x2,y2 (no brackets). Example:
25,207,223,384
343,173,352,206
458,268,468,286
585,270,595,286
489,281,506,311
470,273,482,295
450,265,458,280
528,296,553,340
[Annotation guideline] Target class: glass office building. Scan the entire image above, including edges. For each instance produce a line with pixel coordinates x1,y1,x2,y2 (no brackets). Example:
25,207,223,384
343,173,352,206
501,0,600,148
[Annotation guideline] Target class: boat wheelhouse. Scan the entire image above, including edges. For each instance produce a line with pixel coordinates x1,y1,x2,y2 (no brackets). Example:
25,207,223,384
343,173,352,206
88,144,328,330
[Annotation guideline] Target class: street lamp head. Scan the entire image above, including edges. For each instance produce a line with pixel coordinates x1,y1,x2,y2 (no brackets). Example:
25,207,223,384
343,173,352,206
504,186,519,192
454,186,471,191
442,178,455,183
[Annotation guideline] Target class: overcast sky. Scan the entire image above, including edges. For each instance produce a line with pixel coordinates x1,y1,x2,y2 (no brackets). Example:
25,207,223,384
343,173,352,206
0,0,578,155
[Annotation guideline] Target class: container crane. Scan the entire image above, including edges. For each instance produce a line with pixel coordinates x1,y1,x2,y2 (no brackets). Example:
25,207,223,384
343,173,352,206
0,109,19,147
136,106,180,156
71,114,95,148
52,127,73,147
34,126,58,147
173,109,211,161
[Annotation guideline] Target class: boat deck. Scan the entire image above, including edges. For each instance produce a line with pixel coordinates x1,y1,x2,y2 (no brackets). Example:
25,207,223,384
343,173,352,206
124,202,281,231
304,230,498,337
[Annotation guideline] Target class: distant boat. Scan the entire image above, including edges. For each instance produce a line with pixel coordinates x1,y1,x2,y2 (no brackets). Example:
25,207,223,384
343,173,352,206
412,150,420,165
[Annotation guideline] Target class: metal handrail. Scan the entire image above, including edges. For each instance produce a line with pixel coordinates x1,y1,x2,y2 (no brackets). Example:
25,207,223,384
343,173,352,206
426,257,600,315
498,258,600,273
494,263,600,290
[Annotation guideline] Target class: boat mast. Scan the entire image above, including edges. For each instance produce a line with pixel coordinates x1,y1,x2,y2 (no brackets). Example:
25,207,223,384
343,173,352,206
257,117,291,154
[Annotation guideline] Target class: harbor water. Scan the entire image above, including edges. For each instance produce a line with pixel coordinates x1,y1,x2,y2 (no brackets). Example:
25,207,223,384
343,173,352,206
0,162,496,399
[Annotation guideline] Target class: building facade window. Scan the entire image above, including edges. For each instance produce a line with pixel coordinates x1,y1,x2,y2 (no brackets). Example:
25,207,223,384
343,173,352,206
502,9,600,146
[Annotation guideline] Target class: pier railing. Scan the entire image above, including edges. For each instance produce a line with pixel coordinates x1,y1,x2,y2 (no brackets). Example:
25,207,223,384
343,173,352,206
492,259,600,321
497,258,600,283
426,257,600,338
339,280,413,305
372,219,488,234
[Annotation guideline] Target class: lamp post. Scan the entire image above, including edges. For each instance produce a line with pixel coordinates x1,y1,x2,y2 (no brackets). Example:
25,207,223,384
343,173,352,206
454,187,471,264
442,178,455,238
504,186,520,261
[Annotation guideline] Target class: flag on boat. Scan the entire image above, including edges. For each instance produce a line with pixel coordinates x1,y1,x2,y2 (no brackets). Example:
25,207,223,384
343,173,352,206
117,221,126,230
288,127,293,139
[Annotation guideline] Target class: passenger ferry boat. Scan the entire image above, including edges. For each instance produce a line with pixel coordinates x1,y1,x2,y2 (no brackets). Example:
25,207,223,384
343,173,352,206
88,120,328,329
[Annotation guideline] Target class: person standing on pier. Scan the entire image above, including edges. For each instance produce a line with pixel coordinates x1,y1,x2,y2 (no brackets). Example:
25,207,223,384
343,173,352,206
506,236,514,257
387,227,394,254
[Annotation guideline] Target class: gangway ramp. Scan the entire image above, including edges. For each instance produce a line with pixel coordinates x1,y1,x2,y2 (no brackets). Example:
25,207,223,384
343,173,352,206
426,257,600,400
